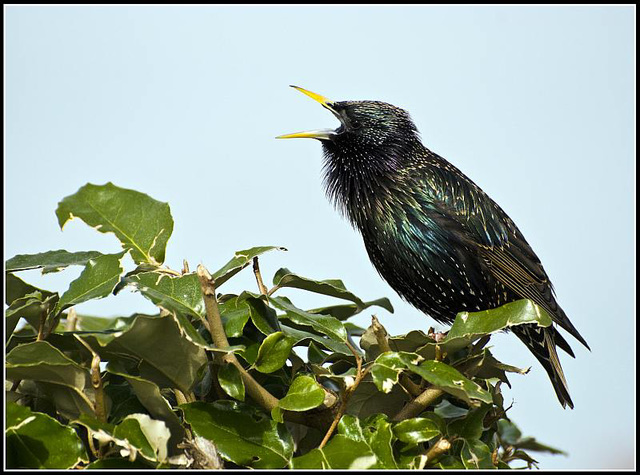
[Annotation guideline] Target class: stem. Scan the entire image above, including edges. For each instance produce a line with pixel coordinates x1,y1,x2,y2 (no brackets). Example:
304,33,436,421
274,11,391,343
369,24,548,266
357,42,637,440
425,438,451,466
75,335,106,422
197,264,279,412
392,387,444,422
90,354,107,423
175,389,188,406
372,316,422,397
65,307,78,331
252,257,269,296
36,308,47,341
371,315,391,352
318,340,369,449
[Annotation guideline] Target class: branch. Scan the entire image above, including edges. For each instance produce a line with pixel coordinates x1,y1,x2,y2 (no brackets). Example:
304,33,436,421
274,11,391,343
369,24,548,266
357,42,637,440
197,264,280,412
425,437,452,467
252,257,269,296
371,316,422,397
318,340,370,448
74,335,106,422
392,387,444,422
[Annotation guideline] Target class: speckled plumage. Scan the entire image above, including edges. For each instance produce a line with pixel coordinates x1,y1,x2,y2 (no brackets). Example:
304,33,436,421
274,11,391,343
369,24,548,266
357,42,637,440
286,95,589,408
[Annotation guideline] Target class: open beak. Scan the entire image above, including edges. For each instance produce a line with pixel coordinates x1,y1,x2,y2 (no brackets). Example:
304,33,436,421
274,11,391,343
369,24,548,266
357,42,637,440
276,86,341,141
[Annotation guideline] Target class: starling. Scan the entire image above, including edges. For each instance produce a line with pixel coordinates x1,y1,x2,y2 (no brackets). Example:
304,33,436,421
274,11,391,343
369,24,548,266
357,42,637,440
278,86,590,409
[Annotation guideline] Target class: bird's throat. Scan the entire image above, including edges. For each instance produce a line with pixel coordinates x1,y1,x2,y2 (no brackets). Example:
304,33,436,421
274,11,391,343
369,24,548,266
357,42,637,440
320,143,402,228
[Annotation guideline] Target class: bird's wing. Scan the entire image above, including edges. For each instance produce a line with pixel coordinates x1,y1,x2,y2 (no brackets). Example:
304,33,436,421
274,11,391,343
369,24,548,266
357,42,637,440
413,162,589,350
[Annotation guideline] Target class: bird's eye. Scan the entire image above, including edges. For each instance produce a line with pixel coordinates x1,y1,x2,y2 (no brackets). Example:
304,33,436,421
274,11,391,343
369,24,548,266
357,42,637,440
350,119,362,130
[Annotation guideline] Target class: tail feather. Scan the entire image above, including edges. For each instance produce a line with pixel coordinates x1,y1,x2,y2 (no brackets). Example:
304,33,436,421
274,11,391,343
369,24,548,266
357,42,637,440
513,324,574,409
549,325,575,358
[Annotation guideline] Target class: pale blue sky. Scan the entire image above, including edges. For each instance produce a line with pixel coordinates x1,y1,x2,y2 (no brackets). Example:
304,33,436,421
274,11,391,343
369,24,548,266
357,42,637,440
5,5,635,469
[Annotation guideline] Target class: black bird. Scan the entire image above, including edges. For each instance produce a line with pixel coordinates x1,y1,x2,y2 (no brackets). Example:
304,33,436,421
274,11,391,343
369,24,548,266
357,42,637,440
277,86,590,409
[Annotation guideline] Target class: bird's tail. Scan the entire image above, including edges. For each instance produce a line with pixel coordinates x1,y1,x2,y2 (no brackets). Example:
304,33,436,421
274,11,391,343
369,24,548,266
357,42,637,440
512,324,574,409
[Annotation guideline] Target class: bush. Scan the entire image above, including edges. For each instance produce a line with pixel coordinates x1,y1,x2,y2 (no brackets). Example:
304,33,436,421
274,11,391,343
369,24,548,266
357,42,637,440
5,183,564,469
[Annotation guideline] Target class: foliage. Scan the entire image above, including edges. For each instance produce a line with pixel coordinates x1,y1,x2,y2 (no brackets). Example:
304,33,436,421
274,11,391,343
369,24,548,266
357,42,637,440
5,183,565,469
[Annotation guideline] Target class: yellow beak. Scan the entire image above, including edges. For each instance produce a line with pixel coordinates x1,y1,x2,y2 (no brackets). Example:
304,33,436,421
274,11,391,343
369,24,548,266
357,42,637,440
276,86,340,141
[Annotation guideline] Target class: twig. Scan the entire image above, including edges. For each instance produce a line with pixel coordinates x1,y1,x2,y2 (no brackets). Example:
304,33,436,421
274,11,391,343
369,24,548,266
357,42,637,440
182,259,190,275
371,315,391,353
371,316,422,397
175,389,189,406
86,431,101,459
65,308,78,331
75,336,106,422
318,340,369,449
197,264,279,412
424,438,451,466
90,354,107,423
392,387,444,422
252,257,269,296
36,308,47,341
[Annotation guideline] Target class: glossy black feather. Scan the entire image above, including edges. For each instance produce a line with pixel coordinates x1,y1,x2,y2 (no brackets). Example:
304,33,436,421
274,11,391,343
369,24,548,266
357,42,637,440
313,99,588,408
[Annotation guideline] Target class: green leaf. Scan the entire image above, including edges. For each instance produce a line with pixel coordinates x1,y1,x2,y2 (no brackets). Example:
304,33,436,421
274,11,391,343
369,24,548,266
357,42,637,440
277,375,325,412
219,296,251,337
271,296,347,342
307,341,329,364
293,434,377,469
6,341,95,420
470,349,529,387
292,415,398,469
496,419,565,456
307,297,394,321
424,299,553,356
272,268,365,307
106,362,186,451
6,291,59,338
393,418,441,444
434,399,469,419
181,400,294,469
461,438,495,469
6,249,104,274
253,331,295,373
497,419,522,445
514,437,567,455
279,322,351,355
218,362,245,401
82,313,207,394
73,412,171,464
126,271,204,318
72,412,116,436
447,404,491,440
406,359,493,406
361,328,433,362
113,414,171,463
346,380,411,420
55,251,126,314
244,293,281,334
6,400,34,429
56,182,174,265
361,414,398,469
6,402,88,469
370,351,422,393
509,449,540,468
436,455,466,469
211,246,286,289
5,272,56,306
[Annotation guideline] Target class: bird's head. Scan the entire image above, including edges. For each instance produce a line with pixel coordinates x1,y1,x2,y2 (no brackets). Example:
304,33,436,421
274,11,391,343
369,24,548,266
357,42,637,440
277,86,420,156
277,86,422,222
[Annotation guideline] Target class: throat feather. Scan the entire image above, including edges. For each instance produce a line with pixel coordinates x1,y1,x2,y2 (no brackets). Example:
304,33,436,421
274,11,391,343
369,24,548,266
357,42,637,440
321,146,398,227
